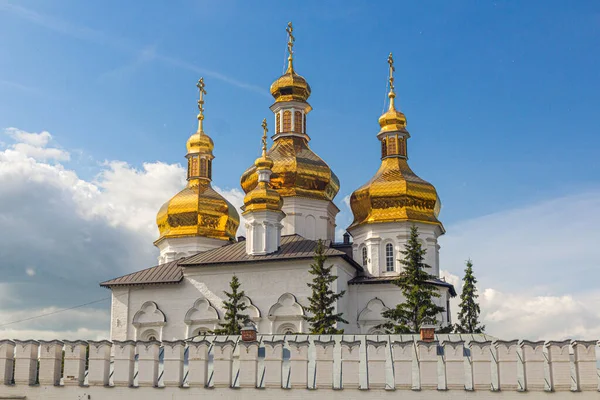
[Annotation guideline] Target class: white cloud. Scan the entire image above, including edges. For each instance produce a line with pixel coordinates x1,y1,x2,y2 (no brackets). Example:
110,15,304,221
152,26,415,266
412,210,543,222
3,128,70,161
25,268,36,277
441,191,600,339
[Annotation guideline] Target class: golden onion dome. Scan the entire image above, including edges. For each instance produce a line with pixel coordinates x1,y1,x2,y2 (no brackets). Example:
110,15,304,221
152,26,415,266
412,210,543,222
155,77,239,244
240,135,340,201
270,66,311,103
254,154,274,170
378,92,407,133
156,180,240,242
348,157,441,229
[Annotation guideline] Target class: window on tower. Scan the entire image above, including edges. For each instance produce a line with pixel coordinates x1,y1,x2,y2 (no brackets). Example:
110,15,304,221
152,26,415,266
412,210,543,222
276,113,281,134
387,136,397,155
200,158,207,177
385,243,394,272
283,110,292,131
362,247,368,266
294,111,302,133
303,114,307,133
381,138,387,158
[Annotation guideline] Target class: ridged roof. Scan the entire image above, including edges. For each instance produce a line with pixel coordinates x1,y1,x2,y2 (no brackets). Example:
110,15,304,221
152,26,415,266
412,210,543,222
100,259,183,287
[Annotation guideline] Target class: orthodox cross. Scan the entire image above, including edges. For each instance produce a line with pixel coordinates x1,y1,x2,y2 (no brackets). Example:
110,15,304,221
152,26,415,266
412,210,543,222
387,53,395,92
261,118,268,156
286,22,295,59
196,77,207,131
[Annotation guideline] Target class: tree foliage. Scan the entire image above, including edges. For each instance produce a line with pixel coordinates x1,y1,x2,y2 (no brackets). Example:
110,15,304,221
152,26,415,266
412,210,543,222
304,240,348,334
378,225,445,333
213,275,250,335
455,259,485,333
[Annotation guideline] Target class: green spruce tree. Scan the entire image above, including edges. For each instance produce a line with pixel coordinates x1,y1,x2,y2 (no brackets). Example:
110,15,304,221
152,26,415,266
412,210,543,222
455,259,485,333
304,240,348,334
378,225,445,333
213,275,250,335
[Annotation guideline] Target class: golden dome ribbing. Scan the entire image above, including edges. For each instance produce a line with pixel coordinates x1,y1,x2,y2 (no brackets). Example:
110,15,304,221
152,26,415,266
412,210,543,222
348,53,442,230
242,119,283,214
155,78,239,244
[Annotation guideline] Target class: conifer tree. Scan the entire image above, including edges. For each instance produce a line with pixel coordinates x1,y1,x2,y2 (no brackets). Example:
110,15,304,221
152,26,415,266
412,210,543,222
378,225,445,333
214,275,249,335
304,240,348,334
455,259,485,333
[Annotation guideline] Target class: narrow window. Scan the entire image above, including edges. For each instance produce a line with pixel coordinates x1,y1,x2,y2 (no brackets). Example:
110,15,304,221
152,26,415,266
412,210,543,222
387,136,397,155
399,137,406,157
385,243,394,271
207,159,212,179
294,111,303,133
303,114,307,133
283,110,292,131
276,113,281,134
200,158,207,177
362,247,368,266
381,138,387,158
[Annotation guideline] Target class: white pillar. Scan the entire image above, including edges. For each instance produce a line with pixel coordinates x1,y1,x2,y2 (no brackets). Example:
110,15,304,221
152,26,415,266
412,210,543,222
442,341,465,390
366,340,387,389
417,341,439,390
546,340,571,392
112,340,136,387
314,339,335,389
0,340,15,385
187,340,210,387
88,340,112,386
162,340,185,387
263,339,284,388
392,340,415,390
238,341,259,388
572,340,598,392
212,339,235,388
340,340,361,389
469,341,493,391
495,340,519,391
136,340,160,387
521,340,546,391
288,340,309,388
63,340,87,386
38,340,63,386
14,340,39,385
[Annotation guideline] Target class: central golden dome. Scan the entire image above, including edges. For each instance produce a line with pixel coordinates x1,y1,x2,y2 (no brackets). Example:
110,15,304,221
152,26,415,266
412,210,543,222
240,136,339,201
270,66,311,103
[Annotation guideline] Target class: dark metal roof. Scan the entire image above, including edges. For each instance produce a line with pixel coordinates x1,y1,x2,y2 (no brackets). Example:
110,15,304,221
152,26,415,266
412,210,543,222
100,259,183,287
348,275,457,297
101,235,362,287
180,234,362,270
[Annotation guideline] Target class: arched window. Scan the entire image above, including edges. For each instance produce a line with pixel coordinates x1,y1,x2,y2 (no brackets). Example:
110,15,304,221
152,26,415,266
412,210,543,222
294,111,303,133
385,243,394,272
399,137,406,157
200,158,207,177
207,159,212,179
387,136,397,155
361,247,368,266
381,138,387,158
283,110,292,131
276,113,281,134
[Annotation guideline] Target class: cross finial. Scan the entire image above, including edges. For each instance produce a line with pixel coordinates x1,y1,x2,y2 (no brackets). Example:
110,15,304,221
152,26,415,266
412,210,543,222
387,53,395,92
261,118,268,156
286,22,295,72
196,77,207,132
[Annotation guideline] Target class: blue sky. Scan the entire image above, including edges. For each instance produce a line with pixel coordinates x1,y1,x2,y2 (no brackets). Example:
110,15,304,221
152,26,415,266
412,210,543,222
0,1,600,340
2,0,598,224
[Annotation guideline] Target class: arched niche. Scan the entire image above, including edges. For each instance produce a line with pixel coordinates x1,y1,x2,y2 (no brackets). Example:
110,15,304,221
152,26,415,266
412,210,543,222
268,293,305,334
132,301,166,341
240,295,261,321
184,297,220,338
357,298,389,334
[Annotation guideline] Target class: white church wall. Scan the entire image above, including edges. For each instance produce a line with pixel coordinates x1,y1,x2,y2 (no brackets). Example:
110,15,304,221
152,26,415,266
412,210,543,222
350,222,443,277
1,336,598,399
156,236,227,264
280,197,339,241
113,259,359,340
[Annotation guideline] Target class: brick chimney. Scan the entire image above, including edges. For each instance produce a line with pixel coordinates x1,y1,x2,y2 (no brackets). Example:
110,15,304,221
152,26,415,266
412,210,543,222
420,324,435,342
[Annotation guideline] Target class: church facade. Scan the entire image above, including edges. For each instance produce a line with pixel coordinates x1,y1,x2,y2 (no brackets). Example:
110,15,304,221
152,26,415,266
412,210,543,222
101,24,456,341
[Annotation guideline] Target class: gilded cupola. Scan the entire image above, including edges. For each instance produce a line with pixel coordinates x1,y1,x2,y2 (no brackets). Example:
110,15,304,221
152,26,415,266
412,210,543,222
242,119,283,214
240,22,339,202
155,78,240,244
348,54,442,230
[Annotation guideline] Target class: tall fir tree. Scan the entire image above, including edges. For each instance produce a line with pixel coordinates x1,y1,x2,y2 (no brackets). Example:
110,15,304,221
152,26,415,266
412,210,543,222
378,225,445,333
455,259,485,333
303,240,348,334
213,275,250,335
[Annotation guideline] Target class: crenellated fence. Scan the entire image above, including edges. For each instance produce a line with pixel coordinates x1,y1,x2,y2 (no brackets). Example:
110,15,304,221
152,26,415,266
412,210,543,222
0,335,599,399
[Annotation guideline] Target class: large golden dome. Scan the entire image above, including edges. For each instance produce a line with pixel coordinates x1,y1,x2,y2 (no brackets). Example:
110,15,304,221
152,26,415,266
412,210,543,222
155,77,239,244
156,180,240,242
348,157,441,229
240,136,339,201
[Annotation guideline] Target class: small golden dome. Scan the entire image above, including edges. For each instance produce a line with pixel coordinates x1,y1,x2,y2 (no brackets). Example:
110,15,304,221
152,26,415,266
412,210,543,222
156,180,240,242
378,93,407,133
186,130,214,154
240,136,340,201
348,157,442,229
242,181,283,214
254,155,274,170
270,67,311,103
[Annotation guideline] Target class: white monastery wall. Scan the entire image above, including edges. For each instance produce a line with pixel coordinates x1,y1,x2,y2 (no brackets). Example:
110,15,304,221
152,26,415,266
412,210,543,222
111,260,362,340
0,336,598,400
156,236,226,264
350,221,443,277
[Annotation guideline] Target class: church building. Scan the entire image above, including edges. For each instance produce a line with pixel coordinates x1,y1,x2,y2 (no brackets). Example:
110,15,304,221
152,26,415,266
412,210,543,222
101,24,456,341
